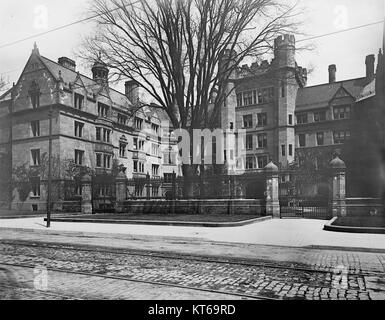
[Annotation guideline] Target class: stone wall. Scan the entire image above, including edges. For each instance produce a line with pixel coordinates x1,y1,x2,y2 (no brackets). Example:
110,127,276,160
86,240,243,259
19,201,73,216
117,199,265,215
346,198,382,217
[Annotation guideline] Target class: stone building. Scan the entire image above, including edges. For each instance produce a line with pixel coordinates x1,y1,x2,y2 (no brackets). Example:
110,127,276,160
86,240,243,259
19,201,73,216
222,33,384,197
0,44,179,211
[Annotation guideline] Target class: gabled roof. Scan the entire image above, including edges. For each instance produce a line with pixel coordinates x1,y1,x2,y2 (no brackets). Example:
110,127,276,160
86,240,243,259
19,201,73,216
356,78,376,102
0,87,12,102
296,77,370,111
40,56,133,108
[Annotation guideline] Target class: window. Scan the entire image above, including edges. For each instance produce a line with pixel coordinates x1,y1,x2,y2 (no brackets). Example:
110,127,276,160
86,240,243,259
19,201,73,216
152,164,159,176
243,91,253,106
31,178,41,198
96,153,111,168
229,122,234,130
288,114,293,125
289,144,293,156
316,132,324,146
243,115,252,128
236,93,243,107
151,123,159,134
97,103,109,117
333,106,351,120
119,143,127,158
29,81,40,109
246,156,255,170
74,121,84,138
258,87,274,104
299,134,306,147
314,111,326,122
134,117,143,130
257,113,267,126
134,139,145,151
152,144,159,156
96,153,102,167
246,135,253,150
281,145,286,156
103,154,111,169
257,133,267,149
133,161,145,173
257,156,268,169
75,150,84,165
118,114,127,125
297,113,308,124
31,121,40,137
102,128,111,143
237,88,274,107
96,127,101,141
74,93,84,110
31,149,40,166
333,131,350,144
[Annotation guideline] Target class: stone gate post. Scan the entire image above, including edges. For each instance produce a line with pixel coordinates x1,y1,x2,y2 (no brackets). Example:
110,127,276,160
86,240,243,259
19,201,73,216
264,161,280,218
81,174,92,214
330,156,347,217
115,171,128,213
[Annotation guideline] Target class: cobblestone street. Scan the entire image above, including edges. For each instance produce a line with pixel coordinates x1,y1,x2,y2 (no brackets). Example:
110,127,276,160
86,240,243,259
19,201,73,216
0,238,385,300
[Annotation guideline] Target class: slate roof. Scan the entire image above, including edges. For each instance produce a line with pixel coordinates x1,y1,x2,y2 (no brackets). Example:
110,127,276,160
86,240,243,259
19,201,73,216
296,77,370,111
40,56,133,108
356,78,376,102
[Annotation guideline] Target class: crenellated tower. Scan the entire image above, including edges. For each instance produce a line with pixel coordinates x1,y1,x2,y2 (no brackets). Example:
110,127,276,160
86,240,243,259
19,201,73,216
272,34,304,168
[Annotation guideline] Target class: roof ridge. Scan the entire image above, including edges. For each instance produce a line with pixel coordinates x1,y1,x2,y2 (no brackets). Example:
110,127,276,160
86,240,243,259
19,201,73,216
40,55,127,99
302,76,367,89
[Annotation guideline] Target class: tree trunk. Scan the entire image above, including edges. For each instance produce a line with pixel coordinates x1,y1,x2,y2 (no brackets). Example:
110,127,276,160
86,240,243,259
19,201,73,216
181,164,198,199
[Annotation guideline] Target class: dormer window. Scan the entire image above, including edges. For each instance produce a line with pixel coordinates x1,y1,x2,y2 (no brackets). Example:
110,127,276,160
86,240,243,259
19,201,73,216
74,93,84,110
135,117,143,130
118,114,127,125
29,80,40,109
97,102,109,117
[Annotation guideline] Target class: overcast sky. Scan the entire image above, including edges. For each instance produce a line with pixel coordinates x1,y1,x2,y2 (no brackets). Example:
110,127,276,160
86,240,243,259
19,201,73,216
0,0,384,93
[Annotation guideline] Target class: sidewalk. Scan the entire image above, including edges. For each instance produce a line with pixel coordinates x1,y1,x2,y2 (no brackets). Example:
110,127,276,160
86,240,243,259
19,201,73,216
1,217,385,251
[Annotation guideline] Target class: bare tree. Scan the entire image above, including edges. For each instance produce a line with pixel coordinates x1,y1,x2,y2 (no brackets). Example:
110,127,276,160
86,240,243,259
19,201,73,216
79,0,302,194
0,76,9,93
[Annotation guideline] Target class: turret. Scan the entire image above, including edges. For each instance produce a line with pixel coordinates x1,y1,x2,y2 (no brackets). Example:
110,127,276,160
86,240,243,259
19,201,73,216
92,57,109,84
219,49,237,79
274,34,296,69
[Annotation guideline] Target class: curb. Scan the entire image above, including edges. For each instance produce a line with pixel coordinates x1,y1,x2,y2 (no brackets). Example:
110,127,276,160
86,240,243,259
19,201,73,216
324,217,385,234
44,215,272,228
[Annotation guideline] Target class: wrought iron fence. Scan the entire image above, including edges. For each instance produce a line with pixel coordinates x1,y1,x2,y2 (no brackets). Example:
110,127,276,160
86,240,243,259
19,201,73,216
278,170,331,219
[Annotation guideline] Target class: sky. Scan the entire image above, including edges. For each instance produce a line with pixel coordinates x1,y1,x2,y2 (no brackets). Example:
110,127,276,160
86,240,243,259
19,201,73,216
0,0,384,94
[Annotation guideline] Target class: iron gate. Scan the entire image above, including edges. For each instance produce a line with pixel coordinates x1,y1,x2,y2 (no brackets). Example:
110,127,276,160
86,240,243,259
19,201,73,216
279,197,331,219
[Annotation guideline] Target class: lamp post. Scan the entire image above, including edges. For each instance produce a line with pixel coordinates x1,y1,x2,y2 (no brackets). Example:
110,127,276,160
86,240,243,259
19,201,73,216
47,105,53,228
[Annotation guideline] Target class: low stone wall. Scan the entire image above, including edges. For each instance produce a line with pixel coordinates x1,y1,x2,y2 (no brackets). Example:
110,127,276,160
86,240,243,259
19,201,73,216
117,199,265,215
346,198,382,217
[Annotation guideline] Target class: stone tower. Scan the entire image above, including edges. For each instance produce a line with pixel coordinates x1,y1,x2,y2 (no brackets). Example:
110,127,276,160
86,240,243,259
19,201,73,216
273,34,301,168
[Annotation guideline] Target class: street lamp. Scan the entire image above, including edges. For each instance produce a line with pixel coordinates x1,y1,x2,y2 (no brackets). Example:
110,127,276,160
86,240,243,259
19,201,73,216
47,105,53,228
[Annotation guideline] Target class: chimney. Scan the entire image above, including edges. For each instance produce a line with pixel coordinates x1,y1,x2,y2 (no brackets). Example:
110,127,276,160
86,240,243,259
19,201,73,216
328,64,336,83
365,54,375,79
58,57,76,71
125,80,140,104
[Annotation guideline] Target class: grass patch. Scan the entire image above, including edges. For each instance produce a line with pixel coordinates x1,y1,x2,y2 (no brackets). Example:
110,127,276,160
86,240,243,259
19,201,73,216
65,214,261,223
332,216,385,228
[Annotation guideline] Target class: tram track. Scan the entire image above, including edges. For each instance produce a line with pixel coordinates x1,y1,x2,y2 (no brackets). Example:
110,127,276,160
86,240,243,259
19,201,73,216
0,239,383,277
0,262,268,300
